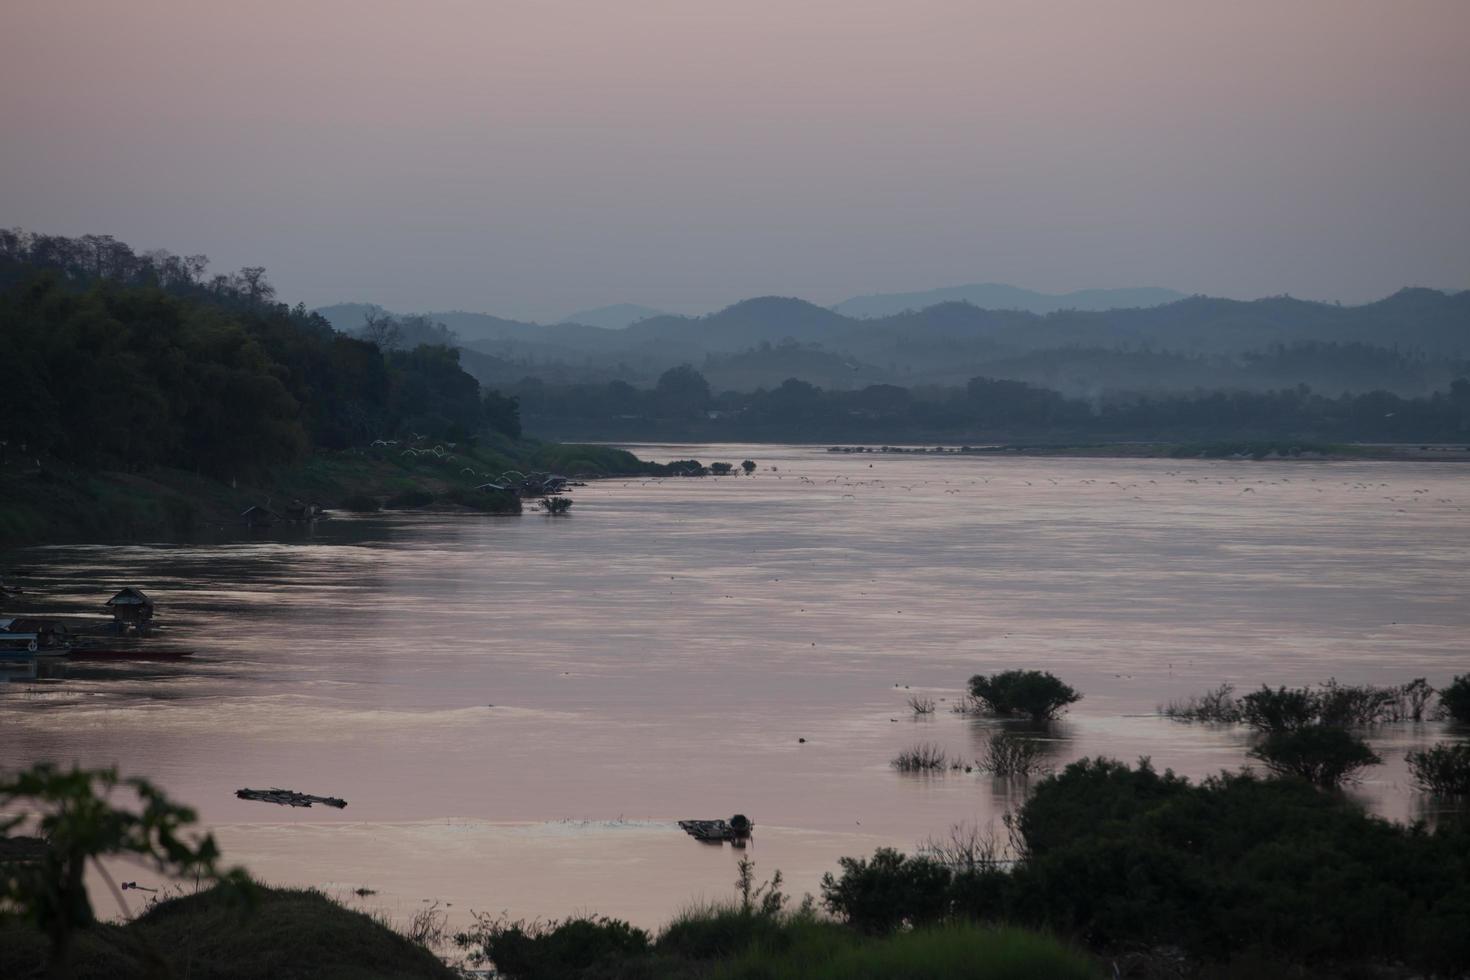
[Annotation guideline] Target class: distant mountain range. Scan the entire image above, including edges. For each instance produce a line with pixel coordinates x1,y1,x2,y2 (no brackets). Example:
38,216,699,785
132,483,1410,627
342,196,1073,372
555,303,666,329
831,283,1188,318
315,287,1469,397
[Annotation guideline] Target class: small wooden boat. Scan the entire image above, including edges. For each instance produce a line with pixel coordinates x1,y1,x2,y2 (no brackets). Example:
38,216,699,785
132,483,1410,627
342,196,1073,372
68,648,195,661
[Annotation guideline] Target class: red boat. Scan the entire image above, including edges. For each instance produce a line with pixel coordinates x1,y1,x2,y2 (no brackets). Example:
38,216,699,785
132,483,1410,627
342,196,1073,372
68,648,195,661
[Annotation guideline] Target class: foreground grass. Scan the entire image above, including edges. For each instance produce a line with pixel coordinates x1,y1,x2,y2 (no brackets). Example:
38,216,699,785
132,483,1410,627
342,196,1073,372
456,901,1097,980
0,884,455,980
711,920,1097,980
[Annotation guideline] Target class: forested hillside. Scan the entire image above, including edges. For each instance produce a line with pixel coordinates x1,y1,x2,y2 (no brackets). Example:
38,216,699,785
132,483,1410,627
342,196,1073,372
0,230,656,544
0,231,514,480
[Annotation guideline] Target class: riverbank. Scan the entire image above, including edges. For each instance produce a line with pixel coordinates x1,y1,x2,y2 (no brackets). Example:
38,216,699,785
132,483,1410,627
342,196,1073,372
0,436,661,547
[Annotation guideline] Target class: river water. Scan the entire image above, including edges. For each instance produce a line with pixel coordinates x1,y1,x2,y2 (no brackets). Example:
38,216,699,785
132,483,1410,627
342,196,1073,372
3,445,1468,930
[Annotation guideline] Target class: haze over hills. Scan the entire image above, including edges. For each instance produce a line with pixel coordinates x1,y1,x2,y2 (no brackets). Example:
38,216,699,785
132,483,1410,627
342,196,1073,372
831,283,1189,318
315,288,1470,397
556,303,667,329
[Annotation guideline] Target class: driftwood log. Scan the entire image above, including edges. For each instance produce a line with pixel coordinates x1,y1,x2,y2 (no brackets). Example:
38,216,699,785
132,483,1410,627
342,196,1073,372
236,787,347,809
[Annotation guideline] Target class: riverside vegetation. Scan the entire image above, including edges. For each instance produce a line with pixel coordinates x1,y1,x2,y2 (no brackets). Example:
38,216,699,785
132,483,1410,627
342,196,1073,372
0,231,668,544
6,652,1470,980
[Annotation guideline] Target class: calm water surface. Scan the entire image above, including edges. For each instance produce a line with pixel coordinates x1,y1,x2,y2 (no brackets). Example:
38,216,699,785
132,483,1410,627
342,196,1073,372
4,445,1468,928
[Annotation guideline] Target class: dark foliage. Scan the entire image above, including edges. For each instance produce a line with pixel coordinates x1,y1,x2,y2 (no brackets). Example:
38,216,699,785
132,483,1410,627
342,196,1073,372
822,757,1470,972
967,670,1081,721
820,848,954,934
1406,743,1470,795
0,230,524,477
1440,674,1470,722
1240,685,1321,731
384,490,435,510
455,915,651,980
512,368,1470,444
1248,727,1382,787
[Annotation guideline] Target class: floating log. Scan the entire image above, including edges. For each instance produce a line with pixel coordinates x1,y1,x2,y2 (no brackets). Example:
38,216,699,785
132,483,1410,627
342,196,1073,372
236,787,347,809
678,814,752,843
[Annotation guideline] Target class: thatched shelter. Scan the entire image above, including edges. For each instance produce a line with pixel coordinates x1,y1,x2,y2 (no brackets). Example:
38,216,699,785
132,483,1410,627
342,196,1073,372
105,587,154,629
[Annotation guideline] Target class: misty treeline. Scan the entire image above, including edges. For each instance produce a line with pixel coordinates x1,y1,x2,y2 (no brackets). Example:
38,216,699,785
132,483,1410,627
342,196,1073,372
512,365,1470,444
0,230,520,478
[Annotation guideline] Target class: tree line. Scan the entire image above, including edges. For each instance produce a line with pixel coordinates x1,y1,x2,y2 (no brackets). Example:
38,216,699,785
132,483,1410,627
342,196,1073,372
510,364,1470,443
0,230,520,479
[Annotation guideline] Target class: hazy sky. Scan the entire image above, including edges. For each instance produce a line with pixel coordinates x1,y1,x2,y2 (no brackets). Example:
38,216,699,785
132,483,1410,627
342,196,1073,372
3,1,1467,320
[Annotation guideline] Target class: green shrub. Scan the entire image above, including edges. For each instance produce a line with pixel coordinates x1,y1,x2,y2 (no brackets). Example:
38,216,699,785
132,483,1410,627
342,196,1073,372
384,489,434,509
1249,727,1381,787
967,670,1080,721
1240,685,1320,731
445,487,521,514
1440,674,1470,722
1007,758,1470,969
659,906,792,961
819,848,953,934
1406,743,1470,795
454,914,650,980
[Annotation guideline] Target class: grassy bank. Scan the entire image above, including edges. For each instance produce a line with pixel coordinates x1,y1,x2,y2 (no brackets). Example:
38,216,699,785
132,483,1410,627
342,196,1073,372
0,436,660,547
0,884,1096,980
0,884,456,980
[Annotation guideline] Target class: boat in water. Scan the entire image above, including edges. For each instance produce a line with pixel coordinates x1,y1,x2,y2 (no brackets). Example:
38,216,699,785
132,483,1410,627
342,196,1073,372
0,618,73,658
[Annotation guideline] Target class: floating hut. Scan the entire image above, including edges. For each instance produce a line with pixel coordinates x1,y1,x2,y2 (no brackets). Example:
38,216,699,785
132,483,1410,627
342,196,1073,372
105,587,155,632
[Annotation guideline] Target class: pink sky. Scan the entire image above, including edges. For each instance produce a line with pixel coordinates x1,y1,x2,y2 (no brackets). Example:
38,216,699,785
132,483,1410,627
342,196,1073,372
2,0,1467,318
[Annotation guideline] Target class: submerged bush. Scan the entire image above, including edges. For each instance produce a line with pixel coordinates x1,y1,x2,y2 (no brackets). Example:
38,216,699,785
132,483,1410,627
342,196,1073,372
1159,683,1241,723
892,743,948,772
539,496,572,515
907,695,937,715
967,670,1080,721
1406,743,1470,795
976,733,1052,778
1249,727,1382,788
1170,679,1438,727
1441,674,1470,722
1400,677,1436,722
1317,678,1405,726
1240,685,1320,731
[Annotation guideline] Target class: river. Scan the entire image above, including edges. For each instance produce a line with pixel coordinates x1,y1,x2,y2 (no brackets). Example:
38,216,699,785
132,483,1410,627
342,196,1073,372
3,445,1468,931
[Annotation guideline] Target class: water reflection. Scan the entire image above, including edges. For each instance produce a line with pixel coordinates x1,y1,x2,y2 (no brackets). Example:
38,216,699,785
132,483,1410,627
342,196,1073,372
3,446,1469,926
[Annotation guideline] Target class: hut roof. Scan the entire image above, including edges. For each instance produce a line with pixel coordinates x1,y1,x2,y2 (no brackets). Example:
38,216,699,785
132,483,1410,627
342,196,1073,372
106,587,152,607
